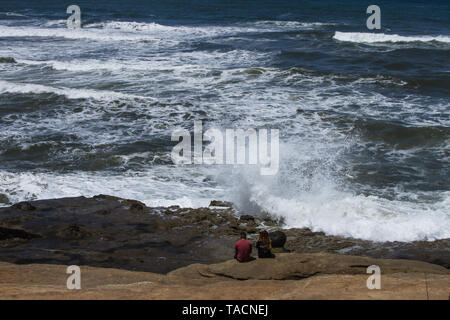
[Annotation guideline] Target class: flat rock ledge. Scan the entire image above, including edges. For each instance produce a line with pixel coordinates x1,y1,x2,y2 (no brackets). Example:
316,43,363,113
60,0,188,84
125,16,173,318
167,252,449,281
0,253,448,300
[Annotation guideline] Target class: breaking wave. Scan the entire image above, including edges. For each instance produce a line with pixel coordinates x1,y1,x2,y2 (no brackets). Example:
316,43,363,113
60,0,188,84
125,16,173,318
333,31,450,44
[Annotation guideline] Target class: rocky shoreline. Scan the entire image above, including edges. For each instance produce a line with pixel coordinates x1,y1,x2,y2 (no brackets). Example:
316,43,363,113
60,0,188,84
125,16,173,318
0,195,449,275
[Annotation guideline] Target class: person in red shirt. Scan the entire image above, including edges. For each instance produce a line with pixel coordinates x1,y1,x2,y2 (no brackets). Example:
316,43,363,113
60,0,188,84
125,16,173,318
234,232,253,262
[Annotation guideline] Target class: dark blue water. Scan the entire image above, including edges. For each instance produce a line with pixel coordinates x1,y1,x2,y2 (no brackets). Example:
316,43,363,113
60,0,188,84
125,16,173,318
0,0,449,242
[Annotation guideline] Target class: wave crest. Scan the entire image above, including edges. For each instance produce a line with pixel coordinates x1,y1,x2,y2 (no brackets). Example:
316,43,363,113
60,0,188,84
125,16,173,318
333,31,450,44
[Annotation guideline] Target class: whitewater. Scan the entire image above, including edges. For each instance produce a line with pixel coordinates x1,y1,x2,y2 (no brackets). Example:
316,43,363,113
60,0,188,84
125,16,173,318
0,2,449,243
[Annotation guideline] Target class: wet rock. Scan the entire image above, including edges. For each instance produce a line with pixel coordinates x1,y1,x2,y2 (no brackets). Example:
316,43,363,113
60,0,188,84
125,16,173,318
262,216,282,227
239,215,255,222
0,227,40,241
12,202,36,211
0,194,10,204
0,57,16,63
0,195,448,274
183,208,212,222
0,196,242,273
209,200,233,208
284,227,450,269
300,228,325,237
57,224,92,239
270,231,287,248
269,231,290,253
94,209,111,215
129,202,145,214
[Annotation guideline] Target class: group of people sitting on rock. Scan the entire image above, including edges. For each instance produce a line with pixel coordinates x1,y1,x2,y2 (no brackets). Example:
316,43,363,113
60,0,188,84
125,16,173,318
233,231,276,262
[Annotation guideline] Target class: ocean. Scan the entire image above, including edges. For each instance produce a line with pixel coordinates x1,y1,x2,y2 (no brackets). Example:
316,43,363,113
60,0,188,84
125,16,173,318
0,0,448,242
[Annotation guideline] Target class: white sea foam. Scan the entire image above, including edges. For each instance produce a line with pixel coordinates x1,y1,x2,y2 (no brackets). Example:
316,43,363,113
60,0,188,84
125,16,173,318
253,20,338,28
0,127,448,242
0,25,162,42
96,21,256,36
2,151,448,243
249,188,450,242
0,80,149,101
0,170,217,209
1,20,331,43
42,20,67,27
16,48,269,72
0,12,27,17
93,20,325,35
1,18,448,244
333,31,450,44
220,143,450,242
17,59,136,72
0,22,267,43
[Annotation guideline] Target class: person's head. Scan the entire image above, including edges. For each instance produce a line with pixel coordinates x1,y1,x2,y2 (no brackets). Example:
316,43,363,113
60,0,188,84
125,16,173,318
257,230,271,248
240,231,247,239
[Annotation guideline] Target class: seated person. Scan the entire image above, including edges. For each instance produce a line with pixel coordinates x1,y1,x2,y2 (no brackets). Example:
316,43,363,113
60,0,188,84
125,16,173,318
234,232,252,262
256,230,275,258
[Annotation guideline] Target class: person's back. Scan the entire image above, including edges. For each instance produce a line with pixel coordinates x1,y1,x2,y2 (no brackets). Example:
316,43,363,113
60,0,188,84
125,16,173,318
234,232,252,262
256,230,275,259
256,240,273,258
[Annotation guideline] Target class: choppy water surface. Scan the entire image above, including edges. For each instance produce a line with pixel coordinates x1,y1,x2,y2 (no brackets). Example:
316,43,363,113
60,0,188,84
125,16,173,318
0,0,449,241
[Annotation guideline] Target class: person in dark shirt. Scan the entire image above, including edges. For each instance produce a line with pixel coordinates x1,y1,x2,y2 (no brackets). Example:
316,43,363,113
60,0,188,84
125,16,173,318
234,232,252,262
256,230,275,258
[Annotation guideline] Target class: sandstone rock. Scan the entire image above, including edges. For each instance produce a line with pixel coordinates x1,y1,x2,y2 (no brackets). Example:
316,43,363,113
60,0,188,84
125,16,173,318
0,255,449,300
168,252,449,281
